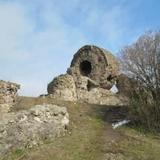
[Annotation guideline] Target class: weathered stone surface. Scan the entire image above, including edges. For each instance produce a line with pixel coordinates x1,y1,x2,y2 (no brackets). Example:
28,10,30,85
68,45,119,88
47,74,77,101
117,74,137,96
77,87,127,106
0,104,69,156
0,80,20,112
47,45,127,106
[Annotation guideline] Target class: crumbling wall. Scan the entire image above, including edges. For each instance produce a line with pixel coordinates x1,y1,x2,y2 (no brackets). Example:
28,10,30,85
68,45,119,89
72,76,127,105
47,74,77,101
0,80,20,112
47,45,127,105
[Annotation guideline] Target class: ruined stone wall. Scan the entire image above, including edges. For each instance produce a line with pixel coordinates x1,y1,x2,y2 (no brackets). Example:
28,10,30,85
68,45,119,90
47,45,127,105
69,46,108,82
0,80,20,112
47,74,77,101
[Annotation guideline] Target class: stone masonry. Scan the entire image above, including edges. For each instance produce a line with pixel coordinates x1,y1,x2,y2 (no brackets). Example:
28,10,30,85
68,45,119,89
0,80,20,112
47,45,127,105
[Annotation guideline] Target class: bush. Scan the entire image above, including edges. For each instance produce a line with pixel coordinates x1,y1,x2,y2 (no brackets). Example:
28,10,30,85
129,87,160,132
119,31,160,132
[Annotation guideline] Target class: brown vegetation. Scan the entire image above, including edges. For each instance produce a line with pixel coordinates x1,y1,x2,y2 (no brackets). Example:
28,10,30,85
120,31,160,132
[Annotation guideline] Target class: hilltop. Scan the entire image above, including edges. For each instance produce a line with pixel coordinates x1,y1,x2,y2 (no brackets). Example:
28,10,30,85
2,96,160,160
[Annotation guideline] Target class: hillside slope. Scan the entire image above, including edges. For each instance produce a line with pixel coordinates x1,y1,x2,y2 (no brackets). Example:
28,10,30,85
2,97,160,160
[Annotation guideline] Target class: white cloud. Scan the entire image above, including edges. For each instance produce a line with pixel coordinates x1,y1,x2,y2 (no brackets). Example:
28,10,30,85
100,6,129,49
81,3,132,51
0,1,88,96
0,2,34,60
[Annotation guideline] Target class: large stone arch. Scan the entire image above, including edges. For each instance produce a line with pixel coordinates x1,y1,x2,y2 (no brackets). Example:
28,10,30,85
68,45,119,86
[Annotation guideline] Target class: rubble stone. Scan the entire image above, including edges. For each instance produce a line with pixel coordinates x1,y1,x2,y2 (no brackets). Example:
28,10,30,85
0,80,20,112
0,104,69,156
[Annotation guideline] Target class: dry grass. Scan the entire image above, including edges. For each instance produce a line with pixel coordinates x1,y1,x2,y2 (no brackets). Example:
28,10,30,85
3,96,160,160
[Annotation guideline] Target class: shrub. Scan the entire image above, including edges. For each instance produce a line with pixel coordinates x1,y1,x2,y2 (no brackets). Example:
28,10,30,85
120,31,160,132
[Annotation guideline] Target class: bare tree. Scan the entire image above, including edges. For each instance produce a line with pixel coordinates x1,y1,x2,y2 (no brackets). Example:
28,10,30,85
120,31,160,100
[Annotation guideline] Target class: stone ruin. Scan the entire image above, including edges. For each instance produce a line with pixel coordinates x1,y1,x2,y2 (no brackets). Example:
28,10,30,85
47,45,127,105
0,81,69,156
0,45,128,156
0,104,69,156
68,45,119,88
0,80,20,112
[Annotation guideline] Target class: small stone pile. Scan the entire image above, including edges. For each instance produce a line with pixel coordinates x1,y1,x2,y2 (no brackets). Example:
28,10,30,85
0,104,69,156
0,80,20,112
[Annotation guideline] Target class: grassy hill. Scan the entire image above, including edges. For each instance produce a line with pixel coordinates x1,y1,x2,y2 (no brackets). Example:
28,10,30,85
3,96,160,160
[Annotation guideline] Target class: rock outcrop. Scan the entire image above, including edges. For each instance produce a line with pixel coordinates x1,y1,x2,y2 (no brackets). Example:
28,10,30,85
0,80,20,112
0,104,69,156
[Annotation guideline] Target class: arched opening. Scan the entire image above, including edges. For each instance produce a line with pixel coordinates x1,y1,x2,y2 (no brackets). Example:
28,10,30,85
107,75,112,81
80,60,92,76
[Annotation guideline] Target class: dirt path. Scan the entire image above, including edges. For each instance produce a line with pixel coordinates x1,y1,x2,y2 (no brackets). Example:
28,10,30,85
99,107,127,160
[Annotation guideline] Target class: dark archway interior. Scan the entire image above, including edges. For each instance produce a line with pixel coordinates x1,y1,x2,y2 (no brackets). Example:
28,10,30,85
80,60,92,76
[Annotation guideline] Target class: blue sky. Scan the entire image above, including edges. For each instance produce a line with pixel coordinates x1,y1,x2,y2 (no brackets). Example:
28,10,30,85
0,0,160,96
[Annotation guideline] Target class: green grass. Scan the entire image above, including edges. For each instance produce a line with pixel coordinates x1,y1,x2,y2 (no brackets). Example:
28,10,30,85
118,127,160,160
